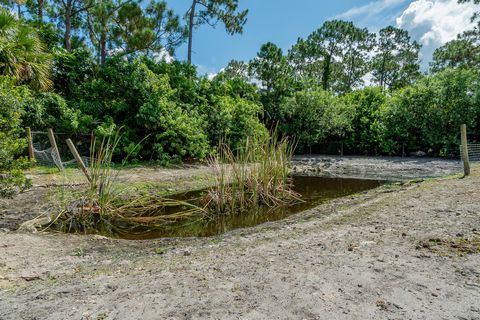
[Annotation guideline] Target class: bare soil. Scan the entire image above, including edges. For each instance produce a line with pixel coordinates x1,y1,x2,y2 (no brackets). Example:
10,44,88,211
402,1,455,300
292,155,462,180
0,158,479,320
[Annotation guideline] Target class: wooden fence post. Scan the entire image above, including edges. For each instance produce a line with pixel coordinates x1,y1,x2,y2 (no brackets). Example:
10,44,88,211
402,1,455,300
47,128,64,171
26,127,34,161
461,124,470,177
66,138,91,183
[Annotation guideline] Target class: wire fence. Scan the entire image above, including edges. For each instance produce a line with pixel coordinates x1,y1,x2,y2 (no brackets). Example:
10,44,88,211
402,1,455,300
31,130,93,170
461,144,480,162
303,141,462,159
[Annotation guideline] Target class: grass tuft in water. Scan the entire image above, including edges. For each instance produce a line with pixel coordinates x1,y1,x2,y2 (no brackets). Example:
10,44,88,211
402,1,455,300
204,132,301,215
49,131,205,234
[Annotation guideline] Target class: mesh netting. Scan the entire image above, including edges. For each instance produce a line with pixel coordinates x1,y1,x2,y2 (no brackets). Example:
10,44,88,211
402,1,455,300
460,144,480,162
31,131,92,170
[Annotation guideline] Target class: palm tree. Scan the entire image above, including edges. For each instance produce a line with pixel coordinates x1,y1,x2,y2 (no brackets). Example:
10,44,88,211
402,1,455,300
0,7,52,90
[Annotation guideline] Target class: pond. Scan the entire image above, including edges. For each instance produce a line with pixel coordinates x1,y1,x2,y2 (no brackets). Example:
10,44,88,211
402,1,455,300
98,176,384,240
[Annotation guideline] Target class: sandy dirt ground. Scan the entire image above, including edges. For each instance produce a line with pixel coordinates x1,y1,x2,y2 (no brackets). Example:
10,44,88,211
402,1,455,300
0,158,479,320
292,155,463,180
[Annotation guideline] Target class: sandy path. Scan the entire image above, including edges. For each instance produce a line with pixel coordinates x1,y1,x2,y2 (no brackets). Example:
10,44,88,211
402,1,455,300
0,165,479,319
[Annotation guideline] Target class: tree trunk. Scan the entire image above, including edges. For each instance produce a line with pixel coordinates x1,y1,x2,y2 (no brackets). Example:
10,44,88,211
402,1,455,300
38,0,44,22
322,54,331,91
100,30,107,65
380,54,386,91
64,1,72,51
347,55,355,91
187,0,196,64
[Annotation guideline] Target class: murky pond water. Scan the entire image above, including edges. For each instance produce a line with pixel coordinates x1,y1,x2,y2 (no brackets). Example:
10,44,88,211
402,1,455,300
97,176,383,240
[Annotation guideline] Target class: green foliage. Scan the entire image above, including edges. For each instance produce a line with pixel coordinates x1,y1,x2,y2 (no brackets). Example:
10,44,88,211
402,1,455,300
73,58,210,162
290,20,375,93
52,48,96,97
250,42,293,123
381,68,480,155
372,26,422,91
0,77,32,197
1,1,479,168
113,0,187,59
142,59,199,105
24,90,79,132
279,88,354,151
0,7,53,90
431,33,480,72
216,59,250,82
198,94,267,151
342,87,387,155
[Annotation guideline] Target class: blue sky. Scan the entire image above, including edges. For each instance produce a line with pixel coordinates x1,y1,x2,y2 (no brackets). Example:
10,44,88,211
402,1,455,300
165,0,477,75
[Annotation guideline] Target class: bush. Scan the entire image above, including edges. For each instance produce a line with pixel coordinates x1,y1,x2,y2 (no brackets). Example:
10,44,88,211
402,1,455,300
279,88,354,152
198,94,267,151
381,68,480,155
73,58,210,161
22,91,79,132
0,77,32,197
342,87,387,155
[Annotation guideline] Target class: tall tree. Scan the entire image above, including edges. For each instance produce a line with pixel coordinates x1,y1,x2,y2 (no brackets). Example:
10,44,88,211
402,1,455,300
431,31,480,72
287,38,324,84
249,42,292,124
0,0,48,21
218,59,250,81
186,0,248,64
51,0,94,51
85,0,131,64
338,24,375,92
26,0,47,22
113,1,186,60
292,20,374,93
371,26,421,91
0,7,52,89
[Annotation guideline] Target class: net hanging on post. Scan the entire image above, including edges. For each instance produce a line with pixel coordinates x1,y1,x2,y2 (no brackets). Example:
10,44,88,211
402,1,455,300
31,131,92,170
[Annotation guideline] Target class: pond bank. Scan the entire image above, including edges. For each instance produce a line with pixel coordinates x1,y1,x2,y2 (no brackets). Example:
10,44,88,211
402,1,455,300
0,162,479,319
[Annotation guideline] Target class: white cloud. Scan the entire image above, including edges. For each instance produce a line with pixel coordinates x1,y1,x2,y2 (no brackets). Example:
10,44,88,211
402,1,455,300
207,72,218,80
153,49,174,63
337,0,408,20
396,0,477,68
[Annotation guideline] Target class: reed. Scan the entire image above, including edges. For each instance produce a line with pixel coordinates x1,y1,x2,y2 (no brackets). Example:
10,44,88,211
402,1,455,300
49,131,205,234
205,132,300,215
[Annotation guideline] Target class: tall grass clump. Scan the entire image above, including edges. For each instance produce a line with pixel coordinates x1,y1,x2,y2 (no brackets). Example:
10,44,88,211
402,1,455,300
205,132,300,215
49,130,205,234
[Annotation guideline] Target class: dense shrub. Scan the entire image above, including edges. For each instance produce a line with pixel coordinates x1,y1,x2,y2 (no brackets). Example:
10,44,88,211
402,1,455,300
22,91,79,132
199,95,267,151
279,88,354,152
73,58,210,161
195,78,266,151
52,48,96,97
0,77,32,197
381,68,480,155
342,87,387,155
